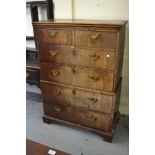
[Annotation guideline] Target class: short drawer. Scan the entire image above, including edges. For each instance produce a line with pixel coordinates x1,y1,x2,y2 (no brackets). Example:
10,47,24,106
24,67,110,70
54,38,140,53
41,81,114,114
39,44,116,71
74,30,117,49
43,100,111,132
40,63,114,92
36,28,72,45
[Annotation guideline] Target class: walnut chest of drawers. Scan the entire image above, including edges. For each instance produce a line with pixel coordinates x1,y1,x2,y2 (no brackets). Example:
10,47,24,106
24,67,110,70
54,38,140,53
33,19,127,143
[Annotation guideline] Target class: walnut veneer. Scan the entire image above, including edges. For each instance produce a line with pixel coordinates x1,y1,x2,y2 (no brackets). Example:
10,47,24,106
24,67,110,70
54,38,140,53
33,19,127,143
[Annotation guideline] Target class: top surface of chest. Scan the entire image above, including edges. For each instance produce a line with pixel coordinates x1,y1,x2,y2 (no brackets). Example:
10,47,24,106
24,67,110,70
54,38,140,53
33,19,127,28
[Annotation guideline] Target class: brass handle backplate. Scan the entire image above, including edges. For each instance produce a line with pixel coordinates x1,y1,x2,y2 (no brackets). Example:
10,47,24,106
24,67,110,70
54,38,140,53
49,50,57,56
54,107,62,112
90,32,100,39
88,75,99,82
49,30,57,37
89,53,100,61
52,89,61,96
51,70,60,76
87,116,97,122
88,97,98,103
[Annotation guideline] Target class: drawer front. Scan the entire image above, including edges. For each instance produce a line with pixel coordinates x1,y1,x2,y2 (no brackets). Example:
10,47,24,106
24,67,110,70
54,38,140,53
74,30,117,49
41,81,114,114
26,68,40,81
36,28,72,45
43,100,111,132
39,44,116,71
41,63,114,92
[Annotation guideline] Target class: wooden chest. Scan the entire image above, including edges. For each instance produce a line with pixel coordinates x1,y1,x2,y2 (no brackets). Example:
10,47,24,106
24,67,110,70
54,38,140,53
33,19,127,142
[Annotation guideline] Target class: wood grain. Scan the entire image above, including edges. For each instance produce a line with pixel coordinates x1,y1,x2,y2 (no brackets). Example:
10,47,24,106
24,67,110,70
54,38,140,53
42,115,113,142
33,20,127,142
40,81,114,114
114,25,126,88
36,28,72,45
74,30,117,49
43,100,111,132
39,44,116,71
26,139,70,155
40,63,114,92
32,19,128,30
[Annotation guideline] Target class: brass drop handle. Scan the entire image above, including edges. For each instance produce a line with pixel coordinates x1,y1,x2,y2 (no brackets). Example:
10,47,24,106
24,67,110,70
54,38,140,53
88,75,99,82
52,89,61,96
88,97,98,103
51,70,60,76
89,53,99,61
87,116,97,122
90,32,100,39
54,107,62,112
49,30,57,37
49,50,57,56
71,66,76,74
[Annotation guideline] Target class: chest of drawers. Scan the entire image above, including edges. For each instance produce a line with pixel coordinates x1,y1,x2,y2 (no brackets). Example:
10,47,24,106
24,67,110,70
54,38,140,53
33,20,127,143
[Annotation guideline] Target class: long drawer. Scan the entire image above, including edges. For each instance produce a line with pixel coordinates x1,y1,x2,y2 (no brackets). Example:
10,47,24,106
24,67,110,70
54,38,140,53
43,100,111,132
41,81,114,114
40,63,115,92
39,44,116,70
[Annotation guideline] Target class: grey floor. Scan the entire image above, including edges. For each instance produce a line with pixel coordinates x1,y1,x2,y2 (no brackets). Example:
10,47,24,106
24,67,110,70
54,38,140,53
26,83,129,155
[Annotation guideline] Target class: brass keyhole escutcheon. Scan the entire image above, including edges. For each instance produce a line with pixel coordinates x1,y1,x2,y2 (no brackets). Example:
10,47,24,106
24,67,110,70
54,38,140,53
71,65,76,74
72,89,76,95
72,49,77,56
